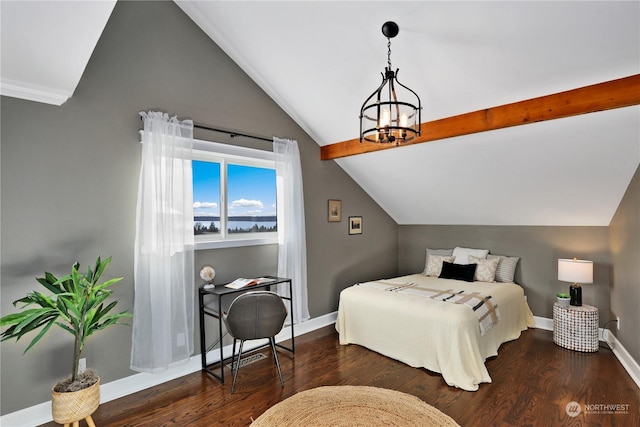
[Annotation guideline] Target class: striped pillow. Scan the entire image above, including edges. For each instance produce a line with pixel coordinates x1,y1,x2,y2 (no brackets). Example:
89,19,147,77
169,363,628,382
487,254,520,283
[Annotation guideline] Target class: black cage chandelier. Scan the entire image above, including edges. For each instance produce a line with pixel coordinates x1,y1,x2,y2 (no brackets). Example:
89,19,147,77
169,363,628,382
360,21,421,144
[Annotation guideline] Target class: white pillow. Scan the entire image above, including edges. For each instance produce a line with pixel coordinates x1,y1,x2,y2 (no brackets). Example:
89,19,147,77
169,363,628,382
452,247,489,265
425,255,455,277
469,255,499,282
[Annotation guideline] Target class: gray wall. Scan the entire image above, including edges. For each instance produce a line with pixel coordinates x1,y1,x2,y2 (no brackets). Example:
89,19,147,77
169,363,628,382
398,226,611,321
0,1,397,415
2,0,638,417
609,165,640,363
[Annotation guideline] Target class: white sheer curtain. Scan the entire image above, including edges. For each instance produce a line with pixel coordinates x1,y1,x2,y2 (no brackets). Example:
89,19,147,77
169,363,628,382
131,111,195,373
273,137,310,325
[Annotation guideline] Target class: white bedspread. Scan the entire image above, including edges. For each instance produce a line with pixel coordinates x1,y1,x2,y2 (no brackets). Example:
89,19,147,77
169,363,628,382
335,274,535,391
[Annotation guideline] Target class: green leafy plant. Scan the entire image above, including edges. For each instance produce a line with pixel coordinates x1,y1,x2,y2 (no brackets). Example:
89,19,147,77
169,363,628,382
557,292,570,298
0,256,131,384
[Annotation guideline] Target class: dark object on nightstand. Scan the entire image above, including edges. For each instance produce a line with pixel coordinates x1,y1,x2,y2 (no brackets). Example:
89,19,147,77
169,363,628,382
570,283,582,306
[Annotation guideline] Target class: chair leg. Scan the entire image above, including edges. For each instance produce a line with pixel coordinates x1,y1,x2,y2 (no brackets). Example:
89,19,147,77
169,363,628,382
269,337,284,387
231,340,244,394
231,338,237,369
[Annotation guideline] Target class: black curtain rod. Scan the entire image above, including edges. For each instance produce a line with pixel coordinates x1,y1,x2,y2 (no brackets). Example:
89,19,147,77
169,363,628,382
139,115,273,143
193,123,272,143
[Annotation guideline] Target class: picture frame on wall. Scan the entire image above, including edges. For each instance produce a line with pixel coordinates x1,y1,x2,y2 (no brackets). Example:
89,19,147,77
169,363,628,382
348,216,363,235
328,199,342,222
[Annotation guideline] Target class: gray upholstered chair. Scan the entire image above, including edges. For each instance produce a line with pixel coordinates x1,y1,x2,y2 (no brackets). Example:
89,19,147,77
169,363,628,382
222,291,288,393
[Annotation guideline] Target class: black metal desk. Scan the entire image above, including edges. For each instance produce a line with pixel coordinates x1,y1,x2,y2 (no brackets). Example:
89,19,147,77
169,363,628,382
198,276,294,383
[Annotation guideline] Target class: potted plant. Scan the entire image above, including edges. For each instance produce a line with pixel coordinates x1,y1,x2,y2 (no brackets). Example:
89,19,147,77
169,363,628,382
0,256,131,425
556,292,571,306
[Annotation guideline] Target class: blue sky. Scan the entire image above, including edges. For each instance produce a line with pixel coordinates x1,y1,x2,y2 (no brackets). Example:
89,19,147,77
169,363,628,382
192,161,277,217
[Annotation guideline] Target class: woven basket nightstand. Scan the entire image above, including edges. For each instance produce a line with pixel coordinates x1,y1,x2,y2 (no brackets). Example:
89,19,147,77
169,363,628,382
553,303,599,352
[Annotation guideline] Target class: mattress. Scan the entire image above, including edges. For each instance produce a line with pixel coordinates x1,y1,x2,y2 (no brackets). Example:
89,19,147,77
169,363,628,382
335,274,535,391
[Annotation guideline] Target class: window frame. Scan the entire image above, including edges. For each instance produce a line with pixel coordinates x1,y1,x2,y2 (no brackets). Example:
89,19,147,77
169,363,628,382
192,139,277,250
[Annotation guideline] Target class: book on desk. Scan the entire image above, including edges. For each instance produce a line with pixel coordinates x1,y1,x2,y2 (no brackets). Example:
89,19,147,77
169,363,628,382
224,277,273,289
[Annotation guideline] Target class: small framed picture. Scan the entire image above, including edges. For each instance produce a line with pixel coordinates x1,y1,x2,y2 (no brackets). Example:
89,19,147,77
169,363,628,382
328,199,342,222
348,216,363,235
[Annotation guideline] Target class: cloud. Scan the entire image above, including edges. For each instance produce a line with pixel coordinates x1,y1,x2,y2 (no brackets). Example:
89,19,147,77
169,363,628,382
193,201,218,209
231,199,264,209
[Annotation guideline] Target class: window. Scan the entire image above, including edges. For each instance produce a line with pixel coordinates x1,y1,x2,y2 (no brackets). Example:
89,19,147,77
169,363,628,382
192,139,277,249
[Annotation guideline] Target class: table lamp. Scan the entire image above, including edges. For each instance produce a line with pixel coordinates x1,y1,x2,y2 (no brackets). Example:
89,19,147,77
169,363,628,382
558,258,593,306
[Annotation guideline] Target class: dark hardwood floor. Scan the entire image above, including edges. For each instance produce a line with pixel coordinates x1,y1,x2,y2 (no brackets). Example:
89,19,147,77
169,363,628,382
40,326,639,427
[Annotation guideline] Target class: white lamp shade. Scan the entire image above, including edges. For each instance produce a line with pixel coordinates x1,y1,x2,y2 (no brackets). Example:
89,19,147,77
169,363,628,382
558,259,593,283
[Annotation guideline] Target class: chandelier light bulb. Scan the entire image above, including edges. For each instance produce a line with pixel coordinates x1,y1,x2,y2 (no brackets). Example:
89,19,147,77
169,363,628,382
381,109,391,127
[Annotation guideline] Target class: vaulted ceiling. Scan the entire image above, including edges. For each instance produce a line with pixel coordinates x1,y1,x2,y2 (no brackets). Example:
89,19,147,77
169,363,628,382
0,1,116,105
2,1,639,226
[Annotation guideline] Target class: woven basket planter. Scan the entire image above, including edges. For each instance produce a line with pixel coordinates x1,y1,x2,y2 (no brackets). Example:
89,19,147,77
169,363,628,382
51,377,100,424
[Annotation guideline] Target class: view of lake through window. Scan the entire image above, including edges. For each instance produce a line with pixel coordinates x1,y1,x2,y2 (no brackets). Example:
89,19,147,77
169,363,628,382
192,160,277,237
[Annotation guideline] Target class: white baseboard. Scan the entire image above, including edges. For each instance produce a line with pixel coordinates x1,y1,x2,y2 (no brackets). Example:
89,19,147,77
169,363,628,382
533,315,640,389
602,329,640,389
3,312,637,426
0,312,338,427
533,315,553,331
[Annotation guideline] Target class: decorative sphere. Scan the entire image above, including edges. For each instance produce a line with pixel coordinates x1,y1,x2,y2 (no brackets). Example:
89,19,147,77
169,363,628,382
382,21,399,39
200,266,215,283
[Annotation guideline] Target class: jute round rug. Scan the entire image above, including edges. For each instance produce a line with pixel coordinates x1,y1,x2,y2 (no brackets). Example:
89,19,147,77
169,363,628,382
251,385,460,426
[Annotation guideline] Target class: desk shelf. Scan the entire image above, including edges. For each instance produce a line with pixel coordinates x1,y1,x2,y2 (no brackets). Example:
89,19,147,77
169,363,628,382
198,276,294,383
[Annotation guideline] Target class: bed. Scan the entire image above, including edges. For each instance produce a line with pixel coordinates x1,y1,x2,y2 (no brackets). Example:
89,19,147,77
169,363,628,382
335,248,535,391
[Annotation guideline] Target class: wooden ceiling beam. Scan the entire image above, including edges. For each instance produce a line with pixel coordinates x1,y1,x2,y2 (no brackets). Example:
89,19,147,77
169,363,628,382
320,74,640,160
